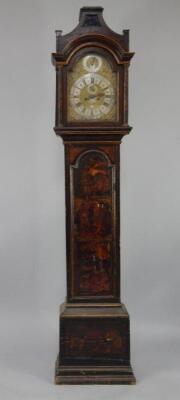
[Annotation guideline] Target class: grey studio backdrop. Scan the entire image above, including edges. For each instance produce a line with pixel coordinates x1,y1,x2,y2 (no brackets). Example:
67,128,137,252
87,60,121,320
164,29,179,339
0,0,180,399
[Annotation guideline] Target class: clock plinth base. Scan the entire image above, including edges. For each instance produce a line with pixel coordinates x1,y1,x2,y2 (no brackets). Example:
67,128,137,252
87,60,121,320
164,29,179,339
55,359,136,385
55,303,136,385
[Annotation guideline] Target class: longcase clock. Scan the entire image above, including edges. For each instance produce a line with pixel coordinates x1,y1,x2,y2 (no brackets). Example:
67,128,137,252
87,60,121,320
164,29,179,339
52,7,135,384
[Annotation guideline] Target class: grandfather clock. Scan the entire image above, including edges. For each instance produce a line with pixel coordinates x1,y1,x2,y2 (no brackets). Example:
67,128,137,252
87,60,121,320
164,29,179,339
52,7,135,384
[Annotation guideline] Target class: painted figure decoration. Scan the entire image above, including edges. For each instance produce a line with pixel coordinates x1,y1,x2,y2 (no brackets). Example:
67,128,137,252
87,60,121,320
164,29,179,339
74,151,112,196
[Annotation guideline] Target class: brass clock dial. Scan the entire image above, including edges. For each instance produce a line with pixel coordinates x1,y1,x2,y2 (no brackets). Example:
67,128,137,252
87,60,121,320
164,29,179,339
70,73,114,120
67,54,118,122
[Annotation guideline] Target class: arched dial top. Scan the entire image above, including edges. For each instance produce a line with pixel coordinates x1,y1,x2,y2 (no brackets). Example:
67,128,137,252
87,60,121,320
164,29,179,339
67,53,118,122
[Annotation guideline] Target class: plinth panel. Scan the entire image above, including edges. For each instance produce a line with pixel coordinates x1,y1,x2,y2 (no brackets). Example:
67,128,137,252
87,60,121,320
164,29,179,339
60,317,129,365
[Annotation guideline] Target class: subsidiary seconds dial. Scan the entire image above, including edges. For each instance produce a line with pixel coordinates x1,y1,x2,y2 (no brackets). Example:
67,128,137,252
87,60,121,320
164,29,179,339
70,73,115,120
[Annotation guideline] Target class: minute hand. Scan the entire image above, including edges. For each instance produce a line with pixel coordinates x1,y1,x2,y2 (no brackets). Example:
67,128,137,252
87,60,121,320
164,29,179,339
85,92,104,100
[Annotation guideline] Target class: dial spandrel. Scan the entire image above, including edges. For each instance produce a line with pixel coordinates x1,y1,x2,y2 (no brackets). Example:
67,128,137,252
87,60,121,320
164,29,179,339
67,54,117,122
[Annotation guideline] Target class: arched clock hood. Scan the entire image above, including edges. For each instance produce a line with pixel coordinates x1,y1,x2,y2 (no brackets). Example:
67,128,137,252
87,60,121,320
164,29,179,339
52,7,134,65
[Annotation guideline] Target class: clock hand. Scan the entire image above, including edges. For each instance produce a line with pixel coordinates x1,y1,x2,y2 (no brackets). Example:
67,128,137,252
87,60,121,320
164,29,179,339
85,92,104,101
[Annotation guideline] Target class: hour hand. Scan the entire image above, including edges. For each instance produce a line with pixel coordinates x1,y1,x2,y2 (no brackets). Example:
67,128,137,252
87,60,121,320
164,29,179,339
85,92,104,101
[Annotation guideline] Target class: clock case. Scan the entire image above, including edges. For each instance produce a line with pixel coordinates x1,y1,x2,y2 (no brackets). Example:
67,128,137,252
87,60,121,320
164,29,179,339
52,7,135,384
